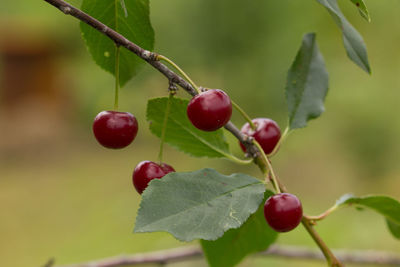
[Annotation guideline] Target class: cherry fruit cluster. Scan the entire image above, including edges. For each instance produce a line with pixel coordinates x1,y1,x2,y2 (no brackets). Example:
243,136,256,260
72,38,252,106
92,89,303,233
92,110,175,194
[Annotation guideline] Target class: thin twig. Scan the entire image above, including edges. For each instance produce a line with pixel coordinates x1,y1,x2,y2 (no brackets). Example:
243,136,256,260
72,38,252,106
43,0,198,97
301,218,342,266
55,245,400,267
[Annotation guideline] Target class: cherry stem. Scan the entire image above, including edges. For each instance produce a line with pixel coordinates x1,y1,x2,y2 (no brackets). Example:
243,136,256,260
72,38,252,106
157,55,201,95
268,126,290,157
114,44,120,110
305,204,339,223
158,93,174,164
231,100,257,130
253,140,281,193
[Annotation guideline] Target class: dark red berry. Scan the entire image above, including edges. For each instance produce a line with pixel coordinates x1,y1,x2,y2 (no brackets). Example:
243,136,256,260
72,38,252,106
187,89,232,131
264,193,303,232
132,161,175,194
160,163,175,174
93,111,138,149
240,118,281,154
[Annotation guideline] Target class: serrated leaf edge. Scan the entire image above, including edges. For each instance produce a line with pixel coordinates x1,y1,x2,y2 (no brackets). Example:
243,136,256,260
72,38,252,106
134,169,265,242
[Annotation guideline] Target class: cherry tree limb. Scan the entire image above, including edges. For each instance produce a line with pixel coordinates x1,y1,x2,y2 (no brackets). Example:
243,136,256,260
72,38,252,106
54,245,400,267
42,0,256,154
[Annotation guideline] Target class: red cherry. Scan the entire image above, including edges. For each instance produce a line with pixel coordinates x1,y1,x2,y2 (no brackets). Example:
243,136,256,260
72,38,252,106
264,193,303,232
160,163,175,174
187,89,232,131
240,118,281,154
93,111,138,149
132,161,175,194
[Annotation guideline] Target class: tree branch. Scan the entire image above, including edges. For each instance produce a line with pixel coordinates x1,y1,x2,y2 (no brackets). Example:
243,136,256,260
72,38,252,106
54,245,400,267
42,0,257,152
43,0,198,97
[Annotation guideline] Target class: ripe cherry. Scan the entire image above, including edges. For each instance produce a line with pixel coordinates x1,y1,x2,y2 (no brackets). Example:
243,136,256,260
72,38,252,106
187,89,232,131
92,111,138,149
263,193,303,232
132,161,175,194
240,118,281,154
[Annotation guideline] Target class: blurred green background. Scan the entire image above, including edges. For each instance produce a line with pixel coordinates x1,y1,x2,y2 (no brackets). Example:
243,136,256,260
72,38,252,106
1,0,400,266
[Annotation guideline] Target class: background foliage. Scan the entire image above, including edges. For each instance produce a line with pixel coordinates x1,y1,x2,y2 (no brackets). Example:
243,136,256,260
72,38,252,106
1,0,400,266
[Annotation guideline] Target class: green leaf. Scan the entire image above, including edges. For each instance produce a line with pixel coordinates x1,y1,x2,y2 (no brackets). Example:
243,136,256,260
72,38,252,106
80,0,154,87
335,193,354,205
387,219,400,240
147,97,231,158
286,33,329,130
201,191,277,267
317,0,371,73
350,0,371,22
134,168,265,242
337,194,400,239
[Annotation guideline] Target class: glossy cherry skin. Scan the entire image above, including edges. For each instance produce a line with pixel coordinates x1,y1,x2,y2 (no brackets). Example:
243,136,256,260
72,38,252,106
132,161,175,194
264,193,303,232
93,111,138,149
187,89,232,131
240,118,281,154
